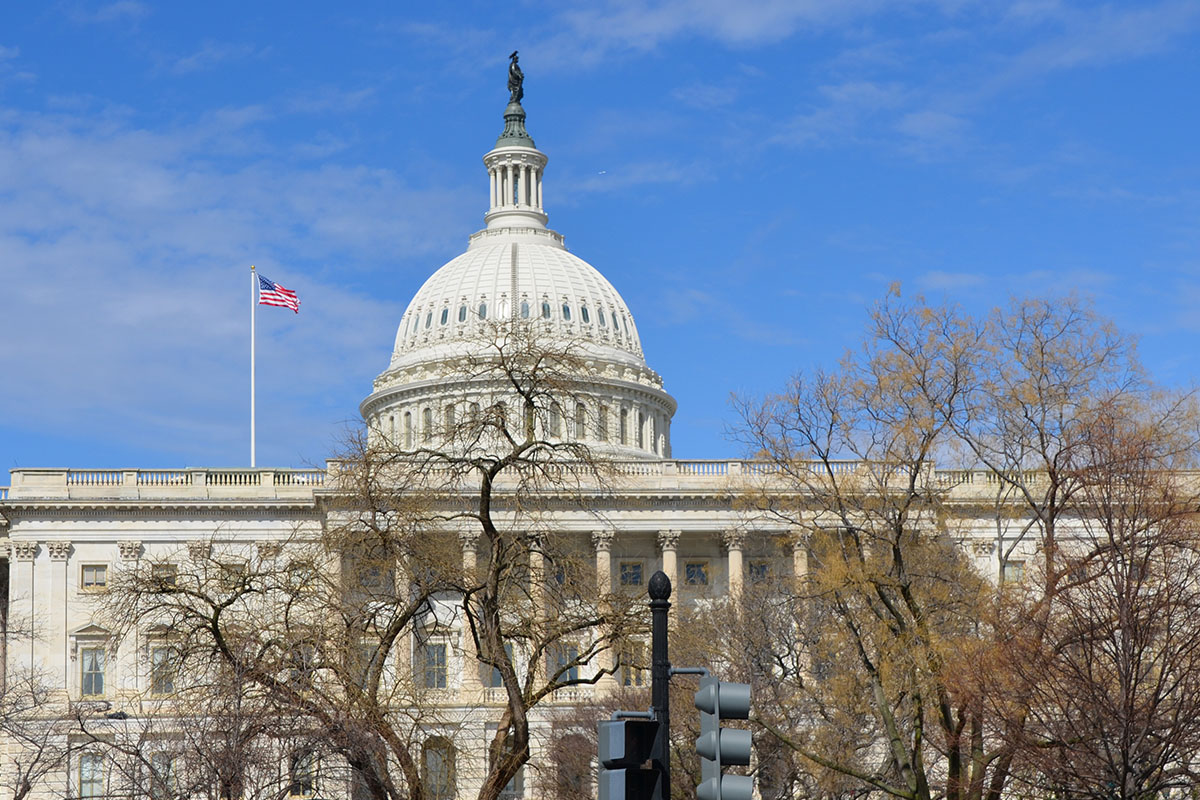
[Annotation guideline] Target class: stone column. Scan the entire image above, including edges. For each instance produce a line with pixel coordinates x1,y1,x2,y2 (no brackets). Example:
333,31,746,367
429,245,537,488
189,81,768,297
592,531,617,691
46,541,71,692
657,530,679,591
10,542,38,681
459,531,482,692
722,530,745,603
792,532,809,589
490,169,497,209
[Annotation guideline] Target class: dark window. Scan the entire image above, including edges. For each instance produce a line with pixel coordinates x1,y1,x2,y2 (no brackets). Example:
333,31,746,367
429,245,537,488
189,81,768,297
542,301,551,319
748,562,770,584
562,304,571,321
440,308,448,325
581,305,590,323
521,301,530,319
685,562,709,586
458,305,467,322
478,303,487,319
619,562,643,586
421,643,448,689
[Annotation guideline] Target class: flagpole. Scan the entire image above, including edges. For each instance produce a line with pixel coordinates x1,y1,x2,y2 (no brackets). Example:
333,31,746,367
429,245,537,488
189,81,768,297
250,265,256,468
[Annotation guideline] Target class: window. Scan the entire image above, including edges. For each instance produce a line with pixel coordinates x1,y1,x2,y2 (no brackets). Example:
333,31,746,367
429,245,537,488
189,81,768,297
619,562,643,586
289,642,317,683
423,738,456,800
458,305,467,322
637,411,645,449
520,300,530,318
420,642,448,689
478,302,487,320
541,301,551,319
598,308,607,327
79,753,105,798
620,644,646,687
549,643,579,683
562,303,571,321
150,645,176,695
445,404,456,431
423,408,433,442
149,752,175,800
619,408,628,445
574,403,586,439
484,642,515,688
748,562,770,584
487,731,524,800
289,750,318,797
548,405,561,438
81,647,105,696
1002,560,1025,584
597,405,608,441
425,311,433,329
685,562,709,586
81,564,108,591
219,561,247,591
404,412,413,448
358,563,386,589
612,312,620,332
440,308,448,325
469,402,481,421
581,305,590,324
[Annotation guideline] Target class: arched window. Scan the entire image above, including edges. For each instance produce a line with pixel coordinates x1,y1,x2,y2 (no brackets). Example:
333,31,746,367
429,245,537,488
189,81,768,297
458,305,467,323
562,304,571,321
574,403,586,439
288,751,318,798
423,738,456,800
619,408,628,446
422,408,433,443
597,405,608,441
425,312,433,329
445,404,456,431
623,315,630,337
548,404,561,438
541,301,551,319
404,412,413,449
469,402,481,421
521,300,530,319
612,312,620,332
440,308,449,325
598,309,606,327
637,411,645,449
478,303,487,320
388,415,396,442
581,305,590,324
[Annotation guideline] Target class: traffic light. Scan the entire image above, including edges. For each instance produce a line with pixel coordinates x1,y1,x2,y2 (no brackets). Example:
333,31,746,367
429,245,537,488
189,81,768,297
694,675,753,800
598,718,661,800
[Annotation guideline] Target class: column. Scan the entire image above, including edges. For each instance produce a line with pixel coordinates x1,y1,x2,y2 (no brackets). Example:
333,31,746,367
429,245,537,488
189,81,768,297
527,533,547,683
592,531,617,691
489,169,497,209
506,164,515,206
792,532,809,589
722,530,745,604
47,541,70,692
536,168,543,208
10,542,37,681
118,541,142,696
459,531,482,691
657,530,679,591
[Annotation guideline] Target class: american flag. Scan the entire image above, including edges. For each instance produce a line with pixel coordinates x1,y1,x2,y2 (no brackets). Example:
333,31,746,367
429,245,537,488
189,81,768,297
258,275,300,313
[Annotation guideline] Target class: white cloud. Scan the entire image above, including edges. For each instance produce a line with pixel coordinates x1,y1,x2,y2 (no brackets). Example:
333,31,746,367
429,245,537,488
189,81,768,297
72,1,150,25
0,45,19,60
172,41,264,75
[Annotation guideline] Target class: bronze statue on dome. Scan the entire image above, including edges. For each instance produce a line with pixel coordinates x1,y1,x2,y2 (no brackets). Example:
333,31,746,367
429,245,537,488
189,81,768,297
508,50,524,104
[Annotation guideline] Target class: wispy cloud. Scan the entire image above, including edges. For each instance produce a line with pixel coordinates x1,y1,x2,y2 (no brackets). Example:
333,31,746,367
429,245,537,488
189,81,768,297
172,41,265,75
71,1,150,25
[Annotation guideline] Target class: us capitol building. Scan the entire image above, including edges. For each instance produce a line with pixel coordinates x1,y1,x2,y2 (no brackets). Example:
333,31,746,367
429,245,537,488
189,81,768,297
0,70,1019,800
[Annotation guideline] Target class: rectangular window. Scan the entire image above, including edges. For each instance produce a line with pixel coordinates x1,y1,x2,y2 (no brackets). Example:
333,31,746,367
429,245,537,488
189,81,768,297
549,643,579,683
1002,560,1025,584
621,644,646,687
81,564,108,590
485,642,515,689
420,643,448,689
149,752,175,800
150,646,176,695
685,562,709,586
80,647,105,696
151,563,177,589
218,561,247,591
79,753,105,798
289,751,318,797
619,562,643,586
597,405,608,441
748,562,770,584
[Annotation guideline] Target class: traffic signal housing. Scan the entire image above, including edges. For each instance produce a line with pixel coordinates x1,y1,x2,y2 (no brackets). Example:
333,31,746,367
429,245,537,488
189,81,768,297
694,675,752,800
598,718,661,800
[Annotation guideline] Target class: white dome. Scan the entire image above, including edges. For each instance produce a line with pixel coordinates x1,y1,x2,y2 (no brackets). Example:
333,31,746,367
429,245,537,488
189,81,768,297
388,227,646,373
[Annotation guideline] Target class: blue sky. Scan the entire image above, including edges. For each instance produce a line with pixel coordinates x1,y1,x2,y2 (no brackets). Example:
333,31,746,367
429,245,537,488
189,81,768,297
1,1,1198,471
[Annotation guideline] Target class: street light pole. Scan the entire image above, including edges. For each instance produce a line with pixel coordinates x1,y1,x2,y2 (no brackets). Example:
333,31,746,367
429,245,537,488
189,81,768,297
649,569,672,800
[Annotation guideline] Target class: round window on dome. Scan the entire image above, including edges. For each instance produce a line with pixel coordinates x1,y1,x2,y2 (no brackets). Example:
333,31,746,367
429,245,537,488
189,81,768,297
562,304,571,321
581,306,590,324
542,301,551,319
440,309,448,325
521,301,530,319
458,305,467,322
478,303,487,320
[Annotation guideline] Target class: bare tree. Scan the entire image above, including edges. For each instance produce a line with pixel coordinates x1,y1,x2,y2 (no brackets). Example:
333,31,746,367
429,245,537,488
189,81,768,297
89,319,643,800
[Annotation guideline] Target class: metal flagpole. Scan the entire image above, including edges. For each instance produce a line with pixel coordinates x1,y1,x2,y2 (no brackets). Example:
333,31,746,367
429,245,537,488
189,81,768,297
250,265,256,468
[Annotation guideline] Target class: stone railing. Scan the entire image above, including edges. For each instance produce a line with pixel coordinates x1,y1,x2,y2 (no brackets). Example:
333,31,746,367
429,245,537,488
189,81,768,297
0,486,7,501
5,469,326,501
